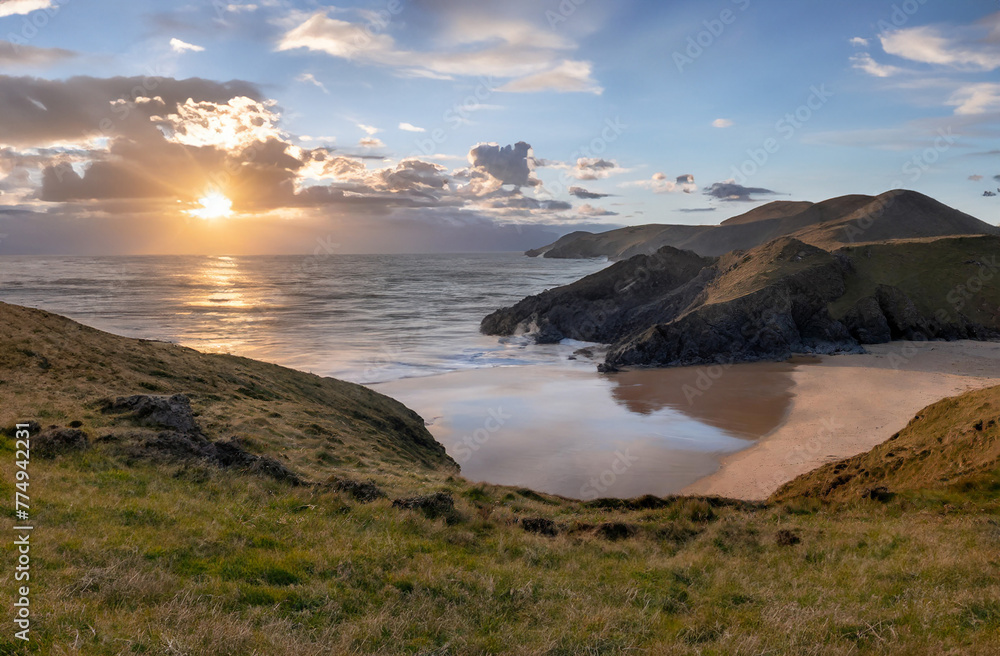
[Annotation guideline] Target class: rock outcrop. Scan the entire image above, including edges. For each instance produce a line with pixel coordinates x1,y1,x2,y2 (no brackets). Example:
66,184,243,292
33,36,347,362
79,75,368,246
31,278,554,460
484,235,1000,370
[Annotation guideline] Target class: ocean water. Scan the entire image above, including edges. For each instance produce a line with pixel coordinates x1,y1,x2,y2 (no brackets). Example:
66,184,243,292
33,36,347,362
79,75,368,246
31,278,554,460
0,253,609,384
0,252,785,497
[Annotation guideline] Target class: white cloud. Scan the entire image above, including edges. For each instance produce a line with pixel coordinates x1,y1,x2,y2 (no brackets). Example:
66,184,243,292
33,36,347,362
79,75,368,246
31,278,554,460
948,83,1000,115
881,23,1000,71
398,122,425,133
0,0,52,18
357,123,380,135
712,118,733,128
850,52,903,78
152,97,283,150
276,10,602,94
359,137,385,148
849,37,869,47
225,3,258,12
497,60,603,94
295,73,328,94
170,38,205,54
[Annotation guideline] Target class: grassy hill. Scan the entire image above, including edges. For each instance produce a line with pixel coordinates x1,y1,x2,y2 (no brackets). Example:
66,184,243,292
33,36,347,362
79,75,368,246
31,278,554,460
527,190,998,260
3,303,1000,654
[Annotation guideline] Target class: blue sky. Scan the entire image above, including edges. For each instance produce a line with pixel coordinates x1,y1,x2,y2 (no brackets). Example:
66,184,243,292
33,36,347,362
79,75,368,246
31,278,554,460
0,0,997,254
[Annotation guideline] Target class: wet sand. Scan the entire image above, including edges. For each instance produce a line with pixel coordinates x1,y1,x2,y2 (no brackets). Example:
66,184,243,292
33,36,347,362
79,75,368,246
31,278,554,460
683,340,1000,500
375,361,796,499
377,340,1000,501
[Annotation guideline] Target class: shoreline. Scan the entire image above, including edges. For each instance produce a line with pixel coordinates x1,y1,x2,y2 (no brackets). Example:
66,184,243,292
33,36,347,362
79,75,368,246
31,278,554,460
682,340,1000,500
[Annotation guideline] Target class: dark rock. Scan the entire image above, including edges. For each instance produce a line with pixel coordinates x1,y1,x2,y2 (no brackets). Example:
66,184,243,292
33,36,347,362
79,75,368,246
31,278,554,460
246,455,302,485
103,394,198,434
875,285,923,339
332,477,387,502
34,427,89,459
842,296,892,344
392,492,455,519
862,486,895,502
595,522,637,541
776,529,801,546
481,246,715,344
521,517,558,536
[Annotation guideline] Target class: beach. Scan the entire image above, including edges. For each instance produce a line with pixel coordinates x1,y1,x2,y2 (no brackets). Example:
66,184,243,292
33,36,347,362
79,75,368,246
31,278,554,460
683,340,1000,500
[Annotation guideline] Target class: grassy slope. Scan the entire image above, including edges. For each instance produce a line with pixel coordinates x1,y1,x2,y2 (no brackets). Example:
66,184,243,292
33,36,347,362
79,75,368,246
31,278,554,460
2,304,1000,654
829,236,1000,325
773,384,1000,504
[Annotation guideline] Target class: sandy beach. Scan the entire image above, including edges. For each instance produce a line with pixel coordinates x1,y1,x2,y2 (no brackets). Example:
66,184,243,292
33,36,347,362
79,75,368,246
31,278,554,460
683,340,1000,500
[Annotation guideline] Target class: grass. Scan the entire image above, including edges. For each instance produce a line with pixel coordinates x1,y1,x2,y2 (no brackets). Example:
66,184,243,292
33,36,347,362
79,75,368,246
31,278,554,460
2,301,1000,654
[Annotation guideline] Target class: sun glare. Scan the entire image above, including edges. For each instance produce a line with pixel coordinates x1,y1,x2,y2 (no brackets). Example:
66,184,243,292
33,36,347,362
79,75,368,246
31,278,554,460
187,192,233,220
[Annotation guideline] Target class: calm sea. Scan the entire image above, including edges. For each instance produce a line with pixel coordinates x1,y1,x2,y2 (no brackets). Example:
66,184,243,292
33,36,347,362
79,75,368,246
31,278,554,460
0,253,608,383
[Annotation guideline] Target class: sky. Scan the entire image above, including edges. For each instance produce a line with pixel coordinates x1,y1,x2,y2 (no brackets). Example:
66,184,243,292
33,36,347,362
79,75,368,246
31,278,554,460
0,0,997,254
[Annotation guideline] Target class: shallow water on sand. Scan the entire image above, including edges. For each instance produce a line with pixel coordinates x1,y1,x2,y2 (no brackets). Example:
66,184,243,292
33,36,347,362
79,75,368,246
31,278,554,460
377,361,797,499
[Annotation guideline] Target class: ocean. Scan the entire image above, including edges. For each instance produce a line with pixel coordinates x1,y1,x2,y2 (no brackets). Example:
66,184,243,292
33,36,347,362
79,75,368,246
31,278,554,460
0,253,608,384
0,252,778,497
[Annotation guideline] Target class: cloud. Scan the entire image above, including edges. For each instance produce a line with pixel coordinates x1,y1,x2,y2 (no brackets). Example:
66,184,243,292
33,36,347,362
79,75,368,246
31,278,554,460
276,8,601,94
398,122,425,133
295,72,328,93
947,83,1000,115
497,60,602,94
575,203,617,217
0,74,591,256
0,41,75,67
0,75,263,148
703,181,778,202
622,172,696,194
573,157,626,180
357,123,380,135
995,174,1000,182
969,174,984,181
568,186,611,199
676,207,717,213
170,38,205,53
849,37,869,47
712,118,733,128
850,52,903,78
0,0,52,17
468,141,535,187
881,19,1000,72
359,137,385,148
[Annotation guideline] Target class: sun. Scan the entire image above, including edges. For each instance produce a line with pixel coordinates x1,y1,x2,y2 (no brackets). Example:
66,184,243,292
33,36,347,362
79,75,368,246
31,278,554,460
187,191,233,220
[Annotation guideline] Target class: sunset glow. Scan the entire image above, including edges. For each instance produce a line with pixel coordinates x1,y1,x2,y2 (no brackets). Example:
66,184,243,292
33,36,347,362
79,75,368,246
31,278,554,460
187,192,233,221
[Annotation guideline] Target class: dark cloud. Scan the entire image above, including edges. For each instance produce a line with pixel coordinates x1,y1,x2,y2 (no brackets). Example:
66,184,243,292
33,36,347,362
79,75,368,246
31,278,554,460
675,207,717,213
469,141,534,187
994,175,1000,182
676,174,695,184
568,186,611,199
0,41,75,67
703,181,779,202
573,158,623,180
0,75,262,148
486,196,572,212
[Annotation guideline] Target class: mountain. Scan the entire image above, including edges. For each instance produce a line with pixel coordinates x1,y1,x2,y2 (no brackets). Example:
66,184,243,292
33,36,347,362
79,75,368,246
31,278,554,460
527,190,999,260
483,234,1000,370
